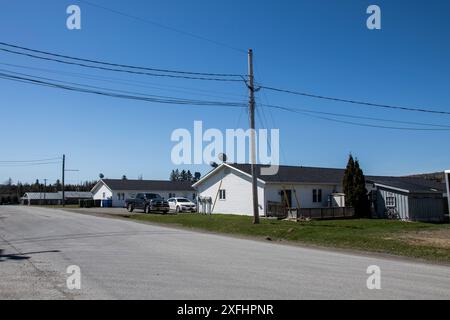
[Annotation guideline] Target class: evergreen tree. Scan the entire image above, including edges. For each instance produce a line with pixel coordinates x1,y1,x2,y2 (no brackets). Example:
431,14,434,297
193,172,201,183
353,160,370,217
342,154,370,218
343,154,356,207
186,170,193,182
170,170,177,182
180,170,188,181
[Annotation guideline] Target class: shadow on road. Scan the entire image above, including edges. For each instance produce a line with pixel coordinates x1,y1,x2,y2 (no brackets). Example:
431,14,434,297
0,249,60,262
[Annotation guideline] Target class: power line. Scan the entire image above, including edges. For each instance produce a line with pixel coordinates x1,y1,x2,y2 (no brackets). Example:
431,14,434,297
0,157,61,163
0,41,244,77
259,85,450,116
0,162,61,167
0,70,247,108
0,46,244,82
76,0,247,54
0,62,248,100
263,104,450,131
263,104,450,129
0,67,246,105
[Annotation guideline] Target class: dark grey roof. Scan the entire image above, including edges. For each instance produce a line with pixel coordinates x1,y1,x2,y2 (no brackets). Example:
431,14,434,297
101,179,195,191
228,163,446,193
366,176,446,194
229,163,345,184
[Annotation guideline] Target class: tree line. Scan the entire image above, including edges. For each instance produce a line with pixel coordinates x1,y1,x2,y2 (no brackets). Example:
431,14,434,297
169,169,201,183
0,179,97,204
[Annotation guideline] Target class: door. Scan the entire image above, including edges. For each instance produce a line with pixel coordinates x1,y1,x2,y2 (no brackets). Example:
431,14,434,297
135,194,145,209
281,190,292,208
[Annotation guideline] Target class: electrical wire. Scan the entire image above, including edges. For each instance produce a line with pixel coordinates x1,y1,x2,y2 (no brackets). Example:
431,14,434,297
259,85,450,116
0,67,247,106
262,104,450,129
0,47,244,82
0,41,244,77
263,104,450,131
76,0,247,54
0,162,61,167
0,157,61,163
0,70,247,108
0,62,247,100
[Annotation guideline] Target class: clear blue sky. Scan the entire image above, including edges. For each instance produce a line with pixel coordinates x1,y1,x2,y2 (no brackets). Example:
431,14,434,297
1,0,449,184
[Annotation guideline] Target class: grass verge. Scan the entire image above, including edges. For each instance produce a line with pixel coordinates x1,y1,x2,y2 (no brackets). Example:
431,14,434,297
124,213,450,263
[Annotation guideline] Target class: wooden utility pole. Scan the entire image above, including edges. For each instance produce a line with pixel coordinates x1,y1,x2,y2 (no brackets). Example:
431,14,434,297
43,179,47,205
248,49,260,224
62,154,65,207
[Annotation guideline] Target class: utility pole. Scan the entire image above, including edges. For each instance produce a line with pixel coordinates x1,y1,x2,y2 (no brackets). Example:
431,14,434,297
62,154,65,207
248,49,260,224
43,179,47,205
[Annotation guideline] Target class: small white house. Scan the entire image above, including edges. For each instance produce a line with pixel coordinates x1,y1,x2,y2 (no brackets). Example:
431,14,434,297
91,179,196,208
192,163,345,216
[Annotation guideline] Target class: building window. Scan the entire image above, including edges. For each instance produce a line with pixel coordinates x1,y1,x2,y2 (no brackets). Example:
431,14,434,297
219,189,226,200
386,196,396,207
102,192,106,199
169,193,176,198
313,189,322,203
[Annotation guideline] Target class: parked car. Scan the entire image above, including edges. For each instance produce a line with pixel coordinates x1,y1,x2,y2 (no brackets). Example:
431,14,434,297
168,197,197,213
125,193,169,214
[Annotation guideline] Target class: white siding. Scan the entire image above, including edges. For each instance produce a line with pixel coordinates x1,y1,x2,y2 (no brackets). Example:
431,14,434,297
196,168,265,216
264,183,341,213
93,185,112,201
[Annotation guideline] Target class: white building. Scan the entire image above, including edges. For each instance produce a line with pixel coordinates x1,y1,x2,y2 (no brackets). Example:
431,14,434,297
21,191,92,205
192,163,345,216
91,179,196,208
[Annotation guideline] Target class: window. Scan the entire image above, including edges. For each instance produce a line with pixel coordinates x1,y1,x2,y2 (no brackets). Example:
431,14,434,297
169,193,176,198
219,189,226,200
102,192,106,199
386,196,396,207
313,189,322,203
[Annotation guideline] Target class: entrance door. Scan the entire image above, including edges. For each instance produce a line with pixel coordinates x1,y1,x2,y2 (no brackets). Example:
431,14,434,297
281,190,292,208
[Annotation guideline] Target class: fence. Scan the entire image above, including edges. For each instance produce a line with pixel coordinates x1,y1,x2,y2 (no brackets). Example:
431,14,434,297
266,202,355,220
79,199,102,208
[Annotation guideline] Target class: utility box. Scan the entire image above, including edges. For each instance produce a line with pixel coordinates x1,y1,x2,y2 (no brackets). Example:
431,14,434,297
330,193,346,207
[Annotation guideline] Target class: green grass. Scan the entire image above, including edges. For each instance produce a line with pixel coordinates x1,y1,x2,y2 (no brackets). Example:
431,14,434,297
123,213,450,263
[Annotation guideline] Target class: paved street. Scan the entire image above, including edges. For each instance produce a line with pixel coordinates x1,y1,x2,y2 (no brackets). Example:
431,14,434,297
0,205,449,300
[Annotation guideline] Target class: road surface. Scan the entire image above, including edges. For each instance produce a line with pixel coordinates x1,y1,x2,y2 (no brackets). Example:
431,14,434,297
0,206,449,299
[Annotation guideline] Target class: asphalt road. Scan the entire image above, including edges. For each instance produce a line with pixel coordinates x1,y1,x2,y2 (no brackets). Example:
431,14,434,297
0,206,449,300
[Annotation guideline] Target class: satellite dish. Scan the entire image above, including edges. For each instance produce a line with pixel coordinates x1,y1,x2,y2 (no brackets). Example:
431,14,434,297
218,153,227,162
210,161,219,168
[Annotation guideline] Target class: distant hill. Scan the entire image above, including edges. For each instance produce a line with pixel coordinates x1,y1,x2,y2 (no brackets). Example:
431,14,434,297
405,172,445,183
